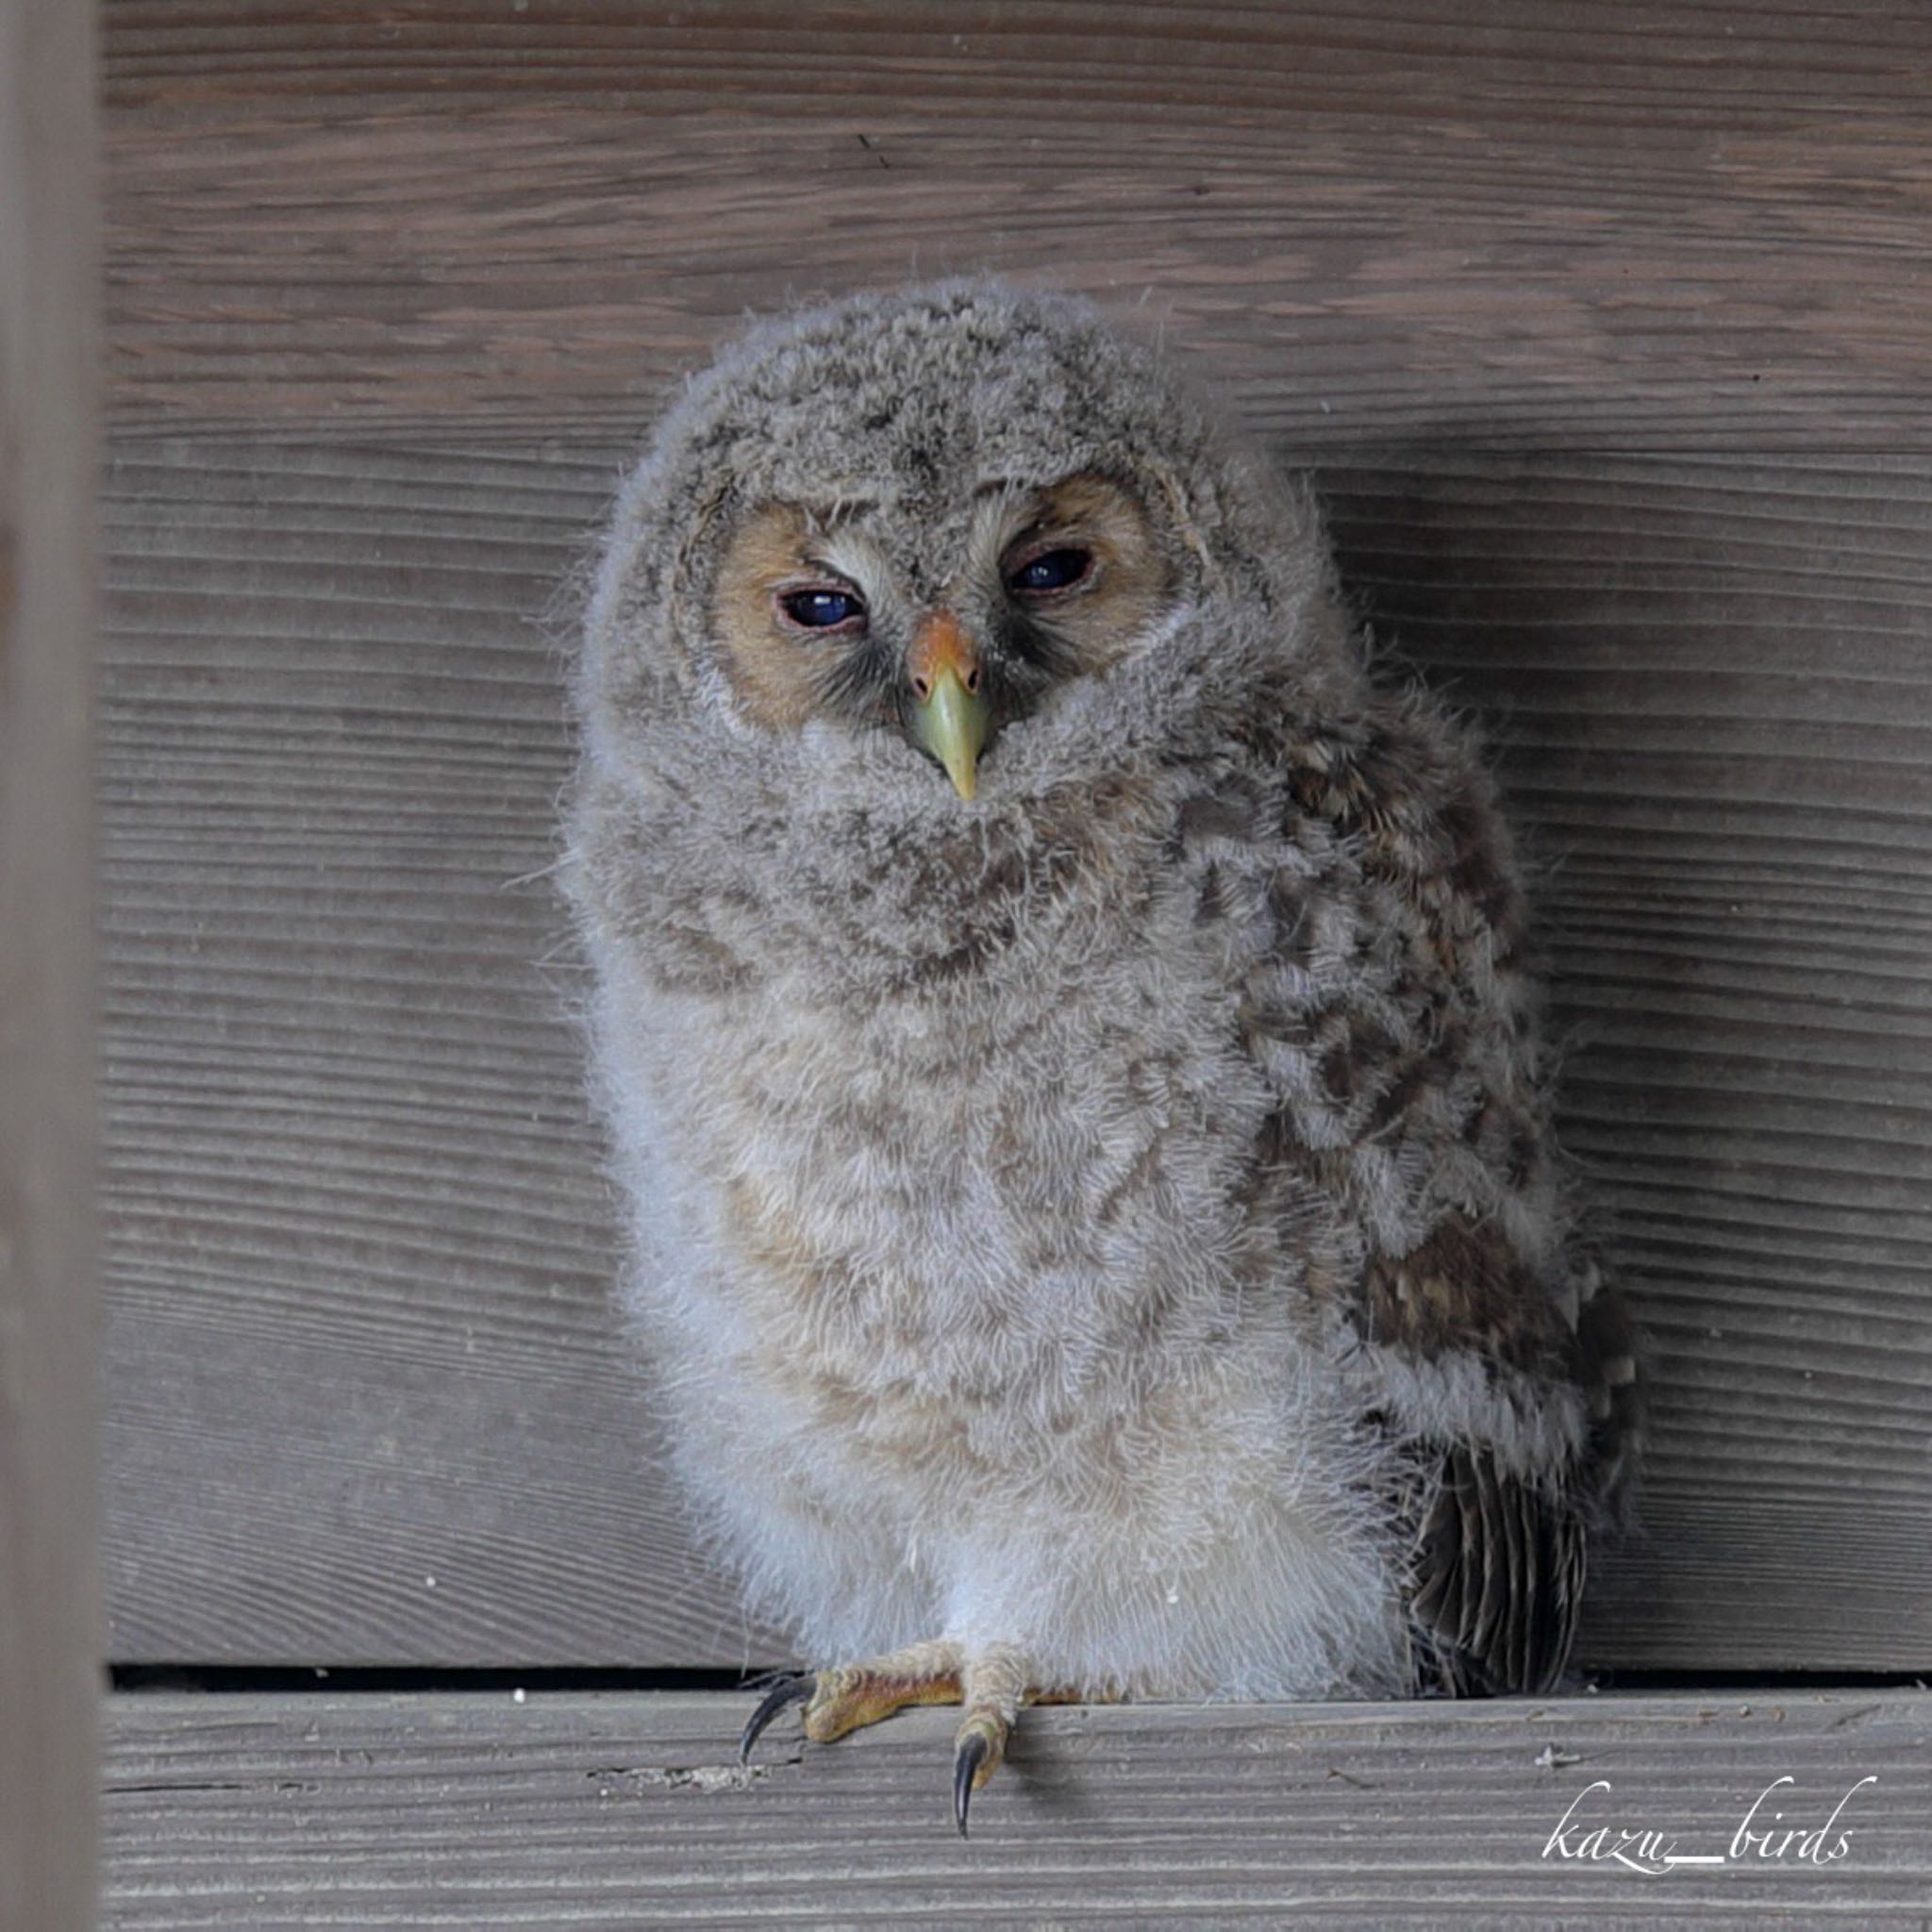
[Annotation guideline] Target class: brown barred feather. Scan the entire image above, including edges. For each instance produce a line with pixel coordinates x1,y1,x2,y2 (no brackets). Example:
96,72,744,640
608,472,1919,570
1276,693,1638,1697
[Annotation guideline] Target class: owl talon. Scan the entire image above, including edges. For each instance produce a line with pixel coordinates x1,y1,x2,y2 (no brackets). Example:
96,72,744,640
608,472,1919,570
950,1703,1014,1837
738,1673,813,1763
952,1728,989,1836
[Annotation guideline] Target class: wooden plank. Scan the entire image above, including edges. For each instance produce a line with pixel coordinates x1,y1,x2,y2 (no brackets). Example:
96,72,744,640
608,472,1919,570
0,0,101,1924
97,0,1932,108
97,441,788,1670
100,440,1932,1671
99,1688,1932,1925
100,2,1932,450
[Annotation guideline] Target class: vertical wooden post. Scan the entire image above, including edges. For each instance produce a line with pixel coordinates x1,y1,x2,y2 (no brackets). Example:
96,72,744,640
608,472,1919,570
1,0,100,1925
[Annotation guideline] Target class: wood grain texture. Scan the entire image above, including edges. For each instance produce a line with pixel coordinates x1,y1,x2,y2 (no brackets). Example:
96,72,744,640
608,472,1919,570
100,440,1932,1671
98,441,789,1670
101,2,1932,450
99,1688,1932,1925
0,1,102,1925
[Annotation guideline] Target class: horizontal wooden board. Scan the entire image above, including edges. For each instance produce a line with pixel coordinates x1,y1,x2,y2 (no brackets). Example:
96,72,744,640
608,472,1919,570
102,2,1932,449
99,1689,1932,1925
99,438,1932,1671
98,0,1932,110
97,440,788,1671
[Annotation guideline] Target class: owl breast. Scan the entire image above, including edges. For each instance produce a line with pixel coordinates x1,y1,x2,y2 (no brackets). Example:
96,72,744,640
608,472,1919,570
584,751,1424,1694
688,824,1288,1432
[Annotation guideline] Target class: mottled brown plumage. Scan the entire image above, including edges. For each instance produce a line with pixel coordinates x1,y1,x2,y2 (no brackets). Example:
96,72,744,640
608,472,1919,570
563,280,1640,1829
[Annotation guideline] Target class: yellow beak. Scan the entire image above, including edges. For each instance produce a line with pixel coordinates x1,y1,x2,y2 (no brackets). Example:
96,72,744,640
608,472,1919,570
908,611,991,802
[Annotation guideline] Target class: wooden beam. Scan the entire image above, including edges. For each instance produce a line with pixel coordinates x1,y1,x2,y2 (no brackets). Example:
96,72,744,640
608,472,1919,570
99,1688,1932,1924
0,0,101,1924
100,3,1932,450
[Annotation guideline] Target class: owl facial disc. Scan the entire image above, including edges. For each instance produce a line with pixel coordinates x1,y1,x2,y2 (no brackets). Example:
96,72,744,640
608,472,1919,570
906,609,991,801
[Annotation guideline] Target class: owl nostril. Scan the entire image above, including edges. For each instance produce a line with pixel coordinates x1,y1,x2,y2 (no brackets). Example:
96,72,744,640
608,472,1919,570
962,665,981,695
911,671,932,702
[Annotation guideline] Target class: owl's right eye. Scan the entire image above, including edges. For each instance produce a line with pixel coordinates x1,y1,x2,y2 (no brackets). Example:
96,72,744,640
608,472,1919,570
778,587,866,631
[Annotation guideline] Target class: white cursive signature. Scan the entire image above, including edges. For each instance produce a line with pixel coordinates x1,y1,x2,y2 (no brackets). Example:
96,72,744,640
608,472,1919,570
1541,1776,1876,1876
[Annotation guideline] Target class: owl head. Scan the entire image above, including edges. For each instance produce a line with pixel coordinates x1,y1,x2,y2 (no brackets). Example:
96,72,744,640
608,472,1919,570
579,282,1353,817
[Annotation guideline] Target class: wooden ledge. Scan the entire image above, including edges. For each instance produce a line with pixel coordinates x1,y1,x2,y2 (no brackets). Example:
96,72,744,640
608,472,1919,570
102,1688,1932,1924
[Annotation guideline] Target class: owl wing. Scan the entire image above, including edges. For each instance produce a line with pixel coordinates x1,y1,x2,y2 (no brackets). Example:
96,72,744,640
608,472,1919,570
1212,694,1641,1695
1359,1208,1639,1696
1404,1246,1641,1694
1408,1439,1584,1696
1350,1208,1589,1694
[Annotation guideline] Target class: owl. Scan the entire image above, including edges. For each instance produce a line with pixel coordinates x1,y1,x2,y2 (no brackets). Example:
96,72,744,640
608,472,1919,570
563,282,1639,1834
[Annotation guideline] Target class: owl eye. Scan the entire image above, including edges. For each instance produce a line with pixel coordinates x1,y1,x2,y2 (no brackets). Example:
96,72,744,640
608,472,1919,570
778,587,866,631
1007,546,1092,597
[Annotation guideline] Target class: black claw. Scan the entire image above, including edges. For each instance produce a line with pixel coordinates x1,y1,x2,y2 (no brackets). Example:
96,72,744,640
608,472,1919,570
952,1732,988,1838
739,1674,812,1764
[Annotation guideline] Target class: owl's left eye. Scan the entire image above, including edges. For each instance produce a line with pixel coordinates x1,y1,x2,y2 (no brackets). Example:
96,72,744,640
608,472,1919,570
1007,546,1092,596
778,587,866,631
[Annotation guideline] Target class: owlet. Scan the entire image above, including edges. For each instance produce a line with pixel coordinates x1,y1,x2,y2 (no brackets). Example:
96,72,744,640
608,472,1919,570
563,282,1640,1834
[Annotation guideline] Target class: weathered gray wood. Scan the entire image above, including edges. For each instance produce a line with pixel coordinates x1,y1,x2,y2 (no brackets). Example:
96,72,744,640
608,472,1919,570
100,441,1932,1671
96,441,787,1670
101,3,1932,451
0,0,101,1924
99,1689,1932,1926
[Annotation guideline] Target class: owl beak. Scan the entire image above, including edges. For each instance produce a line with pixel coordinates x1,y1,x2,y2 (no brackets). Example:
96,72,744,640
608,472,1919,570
907,610,991,803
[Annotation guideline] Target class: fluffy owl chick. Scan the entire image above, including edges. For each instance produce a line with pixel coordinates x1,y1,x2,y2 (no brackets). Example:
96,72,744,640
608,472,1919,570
564,282,1638,1832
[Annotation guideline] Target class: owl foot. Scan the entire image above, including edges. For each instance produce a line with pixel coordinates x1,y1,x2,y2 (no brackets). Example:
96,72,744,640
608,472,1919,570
738,1639,1045,1836
738,1637,963,1766
804,1639,969,1745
